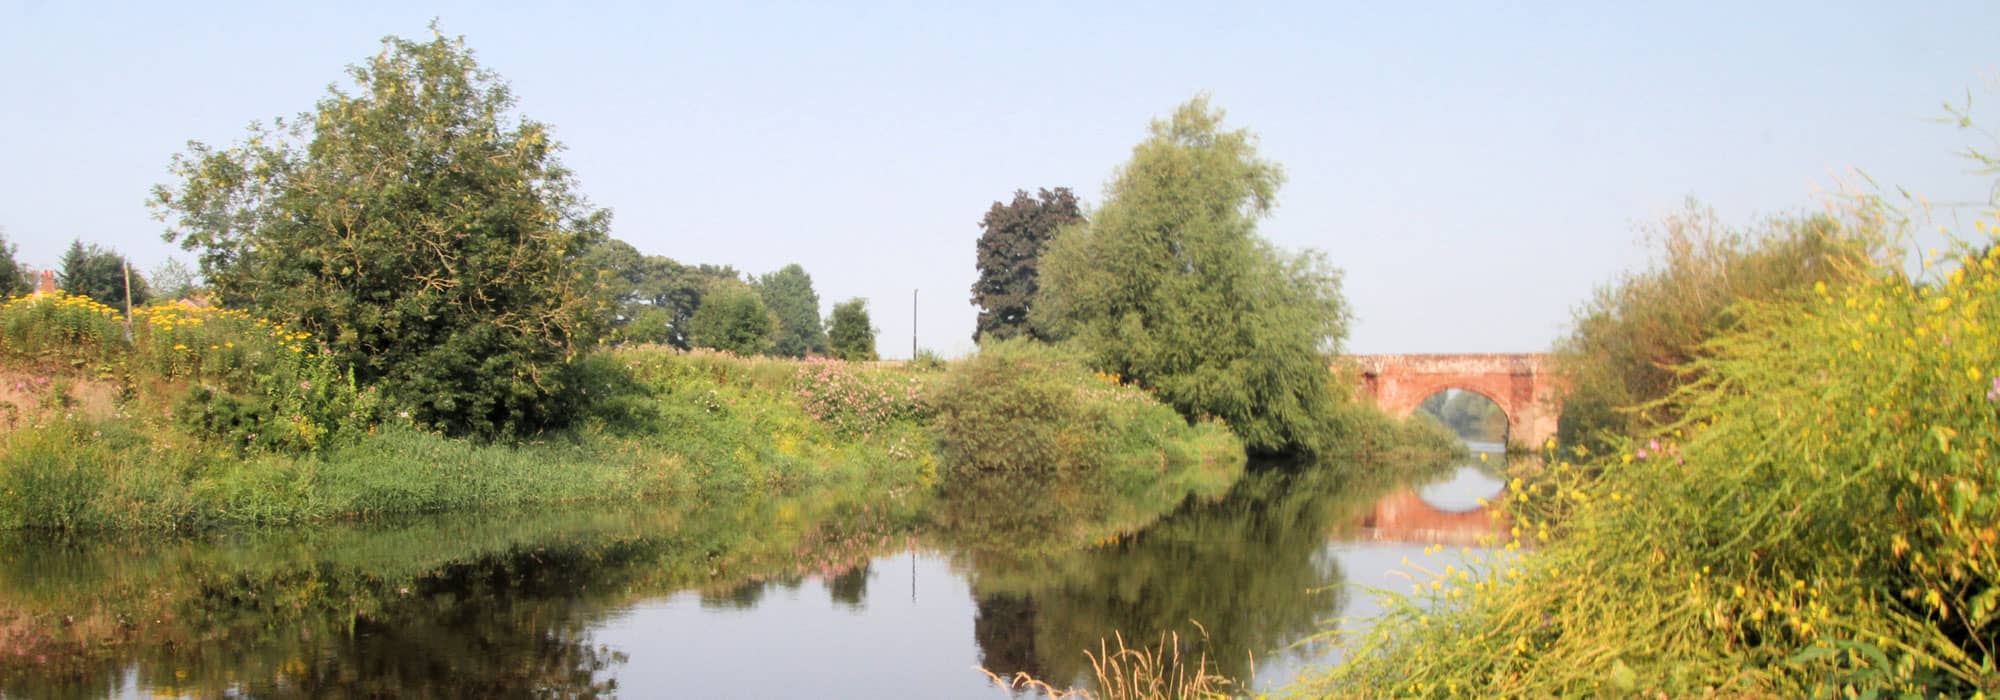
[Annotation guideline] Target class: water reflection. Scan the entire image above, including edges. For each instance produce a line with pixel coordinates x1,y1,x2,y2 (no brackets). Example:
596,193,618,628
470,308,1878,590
0,447,1512,697
941,460,1398,686
0,485,922,697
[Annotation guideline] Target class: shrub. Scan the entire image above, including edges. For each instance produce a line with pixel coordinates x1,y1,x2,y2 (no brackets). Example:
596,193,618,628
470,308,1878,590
930,339,1240,479
792,358,929,438
909,348,947,371
134,303,381,453
1552,203,1876,450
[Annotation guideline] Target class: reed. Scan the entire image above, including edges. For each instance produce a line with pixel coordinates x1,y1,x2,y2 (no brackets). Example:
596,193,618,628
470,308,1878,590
982,628,1238,700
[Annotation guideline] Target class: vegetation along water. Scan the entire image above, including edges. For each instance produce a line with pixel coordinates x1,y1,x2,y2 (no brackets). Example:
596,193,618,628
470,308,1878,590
4,22,1999,699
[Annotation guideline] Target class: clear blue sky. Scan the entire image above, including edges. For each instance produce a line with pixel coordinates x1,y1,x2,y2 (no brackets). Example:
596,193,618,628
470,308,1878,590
3,1,1995,357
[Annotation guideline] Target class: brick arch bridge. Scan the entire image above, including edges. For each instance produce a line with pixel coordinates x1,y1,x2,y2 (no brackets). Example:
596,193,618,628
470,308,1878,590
1345,353,1559,448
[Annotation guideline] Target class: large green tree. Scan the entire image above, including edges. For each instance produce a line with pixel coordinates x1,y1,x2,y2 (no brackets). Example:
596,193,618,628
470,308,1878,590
756,263,828,357
152,27,608,437
970,187,1082,342
826,298,878,361
58,240,150,308
1035,97,1351,456
686,283,775,356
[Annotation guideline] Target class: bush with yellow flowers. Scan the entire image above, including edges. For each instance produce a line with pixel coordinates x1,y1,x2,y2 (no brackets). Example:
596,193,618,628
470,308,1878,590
0,294,380,453
0,291,126,366
1298,232,2000,697
130,302,380,453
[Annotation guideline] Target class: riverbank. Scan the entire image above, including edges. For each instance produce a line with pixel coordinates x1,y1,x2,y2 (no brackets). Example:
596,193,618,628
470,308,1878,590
0,294,1466,691
0,293,1459,533
0,336,944,530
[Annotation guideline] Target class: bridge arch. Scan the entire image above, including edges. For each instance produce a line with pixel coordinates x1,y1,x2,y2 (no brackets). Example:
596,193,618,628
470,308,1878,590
1345,353,1560,449
1411,386,1511,442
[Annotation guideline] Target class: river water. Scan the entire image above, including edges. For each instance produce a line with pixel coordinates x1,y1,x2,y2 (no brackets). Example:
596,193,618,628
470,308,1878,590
0,445,1505,698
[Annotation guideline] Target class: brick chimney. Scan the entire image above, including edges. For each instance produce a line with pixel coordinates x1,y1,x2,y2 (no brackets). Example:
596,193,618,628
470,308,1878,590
34,270,56,296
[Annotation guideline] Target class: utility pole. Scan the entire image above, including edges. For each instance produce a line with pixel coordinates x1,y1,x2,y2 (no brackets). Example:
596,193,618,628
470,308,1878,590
121,260,134,342
911,288,918,360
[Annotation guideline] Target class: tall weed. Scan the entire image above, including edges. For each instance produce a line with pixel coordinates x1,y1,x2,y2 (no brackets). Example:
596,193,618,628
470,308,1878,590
1553,203,1878,450
1307,236,2000,696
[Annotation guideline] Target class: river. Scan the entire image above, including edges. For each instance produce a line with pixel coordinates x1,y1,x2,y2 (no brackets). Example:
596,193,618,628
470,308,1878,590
0,444,1506,698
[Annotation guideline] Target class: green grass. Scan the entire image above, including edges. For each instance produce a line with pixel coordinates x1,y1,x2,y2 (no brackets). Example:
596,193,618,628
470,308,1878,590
0,341,941,530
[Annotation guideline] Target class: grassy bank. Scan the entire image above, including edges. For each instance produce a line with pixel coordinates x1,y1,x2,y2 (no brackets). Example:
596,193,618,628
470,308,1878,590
0,292,948,529
0,294,1330,532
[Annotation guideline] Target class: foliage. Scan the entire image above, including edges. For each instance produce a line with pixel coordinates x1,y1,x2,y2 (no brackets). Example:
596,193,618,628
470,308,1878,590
57,240,149,310
930,339,1242,480
0,230,27,297
148,257,200,301
584,238,740,348
0,418,113,531
826,297,878,361
0,291,126,365
792,357,929,437
135,302,382,453
1552,202,1876,450
686,283,775,355
0,343,942,531
757,263,828,357
910,347,948,371
151,27,608,438
607,347,938,495
972,187,1083,342
1309,238,2000,697
1035,96,1352,456
1416,390,1508,443
0,293,381,454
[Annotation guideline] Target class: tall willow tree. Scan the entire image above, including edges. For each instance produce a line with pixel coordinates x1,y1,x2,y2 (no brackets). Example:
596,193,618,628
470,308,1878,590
1035,96,1350,455
151,27,608,437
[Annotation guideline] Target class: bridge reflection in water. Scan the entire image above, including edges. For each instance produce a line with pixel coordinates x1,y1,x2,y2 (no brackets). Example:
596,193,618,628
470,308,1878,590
1356,447,1509,546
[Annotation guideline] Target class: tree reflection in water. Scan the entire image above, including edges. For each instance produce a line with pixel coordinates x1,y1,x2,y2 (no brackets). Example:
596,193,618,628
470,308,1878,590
938,456,1445,687
0,449,1461,697
0,486,921,698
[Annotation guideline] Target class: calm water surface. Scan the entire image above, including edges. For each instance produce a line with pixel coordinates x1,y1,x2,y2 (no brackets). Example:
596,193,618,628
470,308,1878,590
1,446,1505,698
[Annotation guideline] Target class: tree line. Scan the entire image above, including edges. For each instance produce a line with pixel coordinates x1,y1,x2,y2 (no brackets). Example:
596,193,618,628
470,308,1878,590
0,236,201,307
1,27,880,438
15,25,1360,454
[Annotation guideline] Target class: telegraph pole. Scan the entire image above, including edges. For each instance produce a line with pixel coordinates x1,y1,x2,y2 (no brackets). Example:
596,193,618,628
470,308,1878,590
911,288,918,360
122,260,134,342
